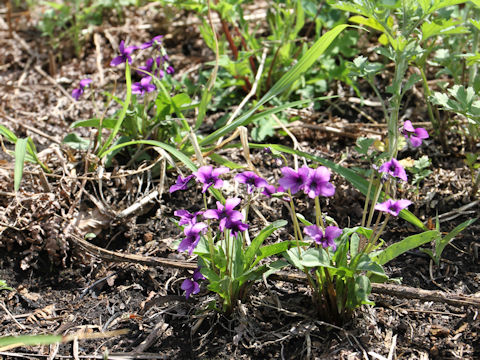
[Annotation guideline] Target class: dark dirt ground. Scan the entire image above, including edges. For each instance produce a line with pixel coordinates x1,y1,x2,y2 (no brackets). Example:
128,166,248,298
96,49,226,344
1,3,480,360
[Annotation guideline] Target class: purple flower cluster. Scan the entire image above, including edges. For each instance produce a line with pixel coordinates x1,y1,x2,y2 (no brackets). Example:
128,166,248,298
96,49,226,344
181,268,205,299
278,165,335,198
109,36,175,96
172,166,249,256
304,225,342,251
72,78,92,101
401,121,429,147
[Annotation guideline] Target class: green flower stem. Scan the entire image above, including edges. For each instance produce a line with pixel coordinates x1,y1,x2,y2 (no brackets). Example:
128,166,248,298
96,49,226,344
366,77,389,122
469,8,479,87
288,191,304,256
366,181,383,228
224,228,230,276
203,193,216,271
366,213,391,253
361,171,375,228
314,196,325,230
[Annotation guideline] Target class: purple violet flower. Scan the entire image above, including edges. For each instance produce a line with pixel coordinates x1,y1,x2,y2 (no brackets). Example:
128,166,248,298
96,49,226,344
140,35,164,50
193,166,229,193
110,40,138,66
181,278,200,299
304,225,342,251
169,174,194,193
374,199,412,216
71,78,92,101
178,222,207,255
180,267,205,299
402,120,429,147
278,165,310,194
132,76,156,95
304,166,335,198
379,158,408,182
203,198,243,231
193,267,205,281
137,57,154,77
235,171,269,194
225,219,249,238
174,209,203,226
262,184,277,197
166,65,175,75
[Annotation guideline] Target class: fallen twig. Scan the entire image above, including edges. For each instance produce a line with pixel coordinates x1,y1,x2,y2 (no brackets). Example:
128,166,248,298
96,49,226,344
72,235,480,309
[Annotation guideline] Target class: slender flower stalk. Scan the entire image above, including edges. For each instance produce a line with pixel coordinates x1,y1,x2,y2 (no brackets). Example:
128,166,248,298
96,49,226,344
361,171,376,228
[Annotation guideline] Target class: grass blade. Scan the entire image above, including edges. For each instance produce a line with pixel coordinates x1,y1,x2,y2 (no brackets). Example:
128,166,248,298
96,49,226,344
98,63,132,158
199,25,348,146
14,138,28,192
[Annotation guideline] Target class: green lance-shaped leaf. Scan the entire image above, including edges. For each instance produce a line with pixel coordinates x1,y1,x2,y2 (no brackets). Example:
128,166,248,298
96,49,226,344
244,220,287,269
199,24,348,146
373,230,439,265
98,62,132,158
14,138,28,192
433,218,477,265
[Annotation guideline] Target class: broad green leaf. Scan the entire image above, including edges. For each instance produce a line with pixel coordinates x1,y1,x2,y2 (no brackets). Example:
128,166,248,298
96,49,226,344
470,19,480,31
373,230,439,265
283,247,305,271
263,259,289,278
199,24,348,146
14,138,28,192
354,275,374,305
63,133,91,151
349,15,385,32
299,247,331,268
355,254,386,277
429,0,466,14
0,279,12,291
434,218,477,264
244,220,287,268
418,0,431,12
421,19,469,41
252,240,309,267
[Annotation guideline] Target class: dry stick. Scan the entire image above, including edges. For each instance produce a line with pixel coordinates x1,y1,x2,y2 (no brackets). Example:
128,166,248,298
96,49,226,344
72,235,480,309
275,121,362,140
0,110,61,145
34,65,76,102
94,33,105,86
